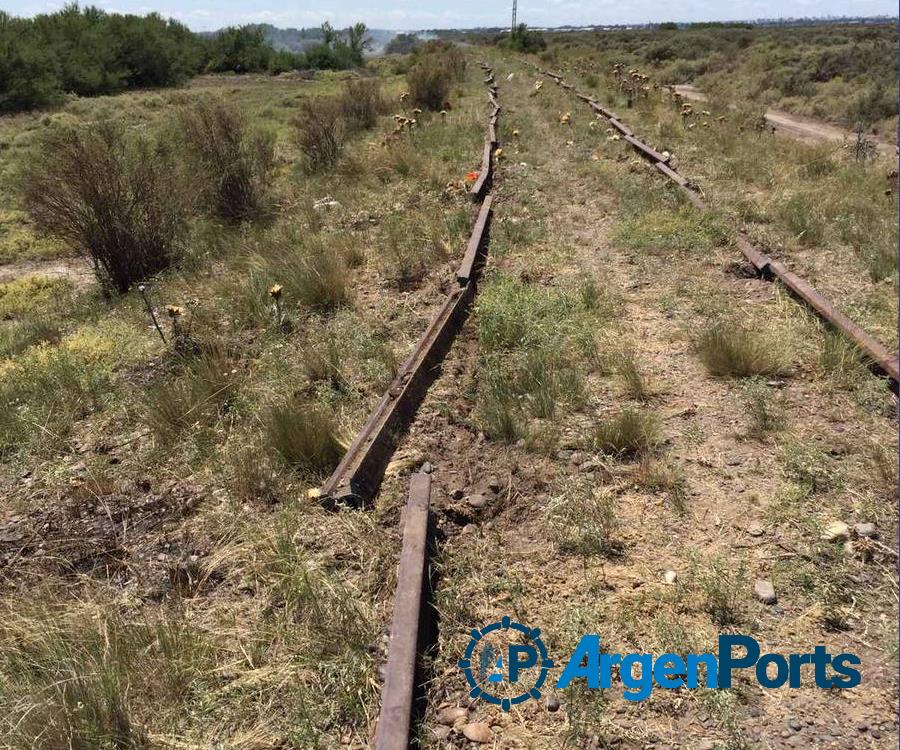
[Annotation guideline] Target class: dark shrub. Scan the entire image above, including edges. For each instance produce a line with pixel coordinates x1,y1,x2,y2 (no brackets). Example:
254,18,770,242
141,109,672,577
23,123,189,294
295,99,344,172
178,97,275,223
339,78,387,131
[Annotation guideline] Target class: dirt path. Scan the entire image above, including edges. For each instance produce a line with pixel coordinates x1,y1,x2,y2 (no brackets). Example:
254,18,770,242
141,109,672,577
0,256,94,288
674,84,897,156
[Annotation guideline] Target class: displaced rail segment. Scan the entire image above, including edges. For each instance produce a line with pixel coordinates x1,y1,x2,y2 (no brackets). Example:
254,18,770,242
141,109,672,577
374,473,432,750
319,65,501,507
539,67,899,388
370,61,500,750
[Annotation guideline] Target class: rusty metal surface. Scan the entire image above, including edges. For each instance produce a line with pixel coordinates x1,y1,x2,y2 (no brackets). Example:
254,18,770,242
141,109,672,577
374,473,431,750
768,260,899,384
624,133,670,163
457,195,493,285
320,286,474,506
470,140,493,202
319,73,502,506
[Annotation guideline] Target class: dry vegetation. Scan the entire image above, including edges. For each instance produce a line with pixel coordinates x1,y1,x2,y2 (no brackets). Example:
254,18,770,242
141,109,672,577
0,22,897,750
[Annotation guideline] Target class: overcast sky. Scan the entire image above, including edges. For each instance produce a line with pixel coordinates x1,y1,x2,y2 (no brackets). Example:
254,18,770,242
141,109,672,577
7,0,898,31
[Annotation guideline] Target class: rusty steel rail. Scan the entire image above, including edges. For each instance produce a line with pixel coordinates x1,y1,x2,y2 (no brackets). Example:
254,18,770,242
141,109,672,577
457,195,493,285
319,68,502,506
319,285,474,506
539,65,900,389
470,140,493,201
374,473,431,750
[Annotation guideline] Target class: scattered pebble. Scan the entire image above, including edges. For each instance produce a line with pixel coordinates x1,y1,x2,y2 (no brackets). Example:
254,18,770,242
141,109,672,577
823,521,850,541
746,521,765,537
436,706,467,726
421,462,433,474
788,718,803,732
461,722,493,743
664,570,678,585
854,522,877,538
753,579,777,605
466,494,487,509
546,694,561,712
487,477,501,493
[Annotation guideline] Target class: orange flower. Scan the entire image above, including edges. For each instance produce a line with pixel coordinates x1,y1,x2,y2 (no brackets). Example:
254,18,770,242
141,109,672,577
464,170,480,182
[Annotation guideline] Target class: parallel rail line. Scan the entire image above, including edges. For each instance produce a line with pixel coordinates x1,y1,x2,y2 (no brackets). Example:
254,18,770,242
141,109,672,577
320,65,502,507
539,66,899,388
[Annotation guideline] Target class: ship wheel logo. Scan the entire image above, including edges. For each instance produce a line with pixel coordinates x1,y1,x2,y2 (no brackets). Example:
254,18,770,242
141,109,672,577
457,616,553,711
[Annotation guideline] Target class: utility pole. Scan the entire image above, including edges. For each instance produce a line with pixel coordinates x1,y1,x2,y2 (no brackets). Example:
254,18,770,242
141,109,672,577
511,0,517,34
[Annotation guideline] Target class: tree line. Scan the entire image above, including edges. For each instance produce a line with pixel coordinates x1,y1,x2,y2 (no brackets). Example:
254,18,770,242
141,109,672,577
0,5,370,113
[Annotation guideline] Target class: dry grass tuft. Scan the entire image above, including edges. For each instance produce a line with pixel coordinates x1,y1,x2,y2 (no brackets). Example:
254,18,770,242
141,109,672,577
594,408,661,457
695,321,791,377
265,402,343,475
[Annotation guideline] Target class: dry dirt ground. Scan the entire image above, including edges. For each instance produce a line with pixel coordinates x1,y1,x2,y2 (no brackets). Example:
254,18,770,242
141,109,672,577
674,84,897,157
398,55,898,750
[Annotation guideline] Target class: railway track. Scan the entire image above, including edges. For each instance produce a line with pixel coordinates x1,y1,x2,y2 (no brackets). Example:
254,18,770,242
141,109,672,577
314,62,501,749
538,66,899,391
319,59,894,750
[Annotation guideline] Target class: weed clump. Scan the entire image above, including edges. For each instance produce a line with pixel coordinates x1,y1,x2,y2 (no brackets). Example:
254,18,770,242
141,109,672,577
406,44,465,111
178,97,276,223
23,122,190,293
695,321,790,378
594,408,661,457
265,402,343,474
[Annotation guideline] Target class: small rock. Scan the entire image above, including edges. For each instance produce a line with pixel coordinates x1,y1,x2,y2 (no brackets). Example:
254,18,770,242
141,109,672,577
486,477,501,493
556,449,573,461
788,718,803,732
746,521,765,537
432,725,451,741
823,521,850,541
421,462,433,474
461,722,493,743
854,522,877,538
436,706,467,726
546,694,561,712
753,579,777,604
156,553,167,562
569,451,585,465
663,570,678,585
450,488,464,500
466,493,487,509
856,723,868,733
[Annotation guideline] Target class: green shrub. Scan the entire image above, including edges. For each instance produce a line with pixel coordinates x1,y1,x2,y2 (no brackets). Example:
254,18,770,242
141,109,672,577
406,56,451,111
339,78,387,131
